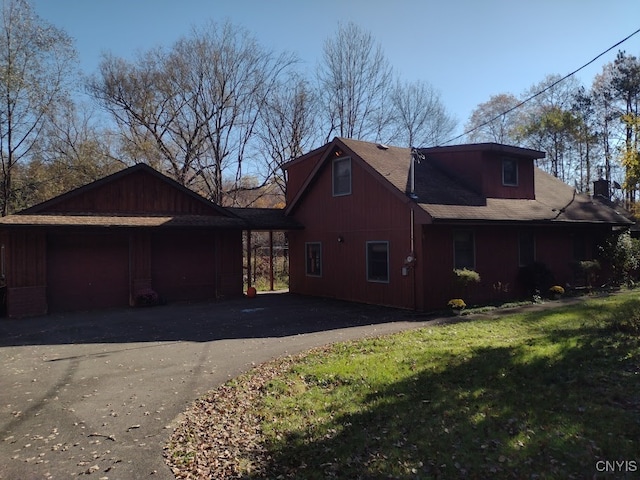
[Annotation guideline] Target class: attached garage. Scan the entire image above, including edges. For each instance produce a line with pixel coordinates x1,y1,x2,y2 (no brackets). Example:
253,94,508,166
0,164,250,318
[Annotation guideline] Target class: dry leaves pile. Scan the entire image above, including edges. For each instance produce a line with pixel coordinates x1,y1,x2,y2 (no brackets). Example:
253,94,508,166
164,355,299,479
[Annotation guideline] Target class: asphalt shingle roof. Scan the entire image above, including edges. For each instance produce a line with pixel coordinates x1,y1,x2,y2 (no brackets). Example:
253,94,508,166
338,137,633,226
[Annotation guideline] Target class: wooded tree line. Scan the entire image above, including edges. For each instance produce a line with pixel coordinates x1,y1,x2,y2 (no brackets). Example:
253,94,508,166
1,0,638,215
465,52,640,210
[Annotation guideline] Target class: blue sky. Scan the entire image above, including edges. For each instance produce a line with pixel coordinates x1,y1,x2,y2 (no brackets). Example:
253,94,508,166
31,0,640,139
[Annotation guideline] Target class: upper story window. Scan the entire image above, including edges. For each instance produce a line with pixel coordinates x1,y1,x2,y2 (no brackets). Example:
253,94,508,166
502,158,518,186
332,157,351,196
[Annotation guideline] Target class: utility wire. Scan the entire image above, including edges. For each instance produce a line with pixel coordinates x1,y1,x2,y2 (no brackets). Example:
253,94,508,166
444,26,640,145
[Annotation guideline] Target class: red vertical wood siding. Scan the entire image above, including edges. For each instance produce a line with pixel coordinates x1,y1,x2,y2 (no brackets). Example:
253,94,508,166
39,169,220,215
285,150,324,205
421,224,610,310
215,229,243,299
427,150,535,200
130,231,152,305
288,155,418,309
480,153,535,200
4,230,47,317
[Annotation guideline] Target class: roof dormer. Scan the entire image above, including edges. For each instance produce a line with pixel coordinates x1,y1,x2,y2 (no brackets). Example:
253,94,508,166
419,143,544,200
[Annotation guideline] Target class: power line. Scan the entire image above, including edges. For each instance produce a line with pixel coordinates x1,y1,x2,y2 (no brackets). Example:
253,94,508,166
444,26,640,145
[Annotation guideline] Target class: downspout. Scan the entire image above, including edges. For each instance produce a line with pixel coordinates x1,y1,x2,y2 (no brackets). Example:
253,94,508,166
409,147,424,310
411,208,417,311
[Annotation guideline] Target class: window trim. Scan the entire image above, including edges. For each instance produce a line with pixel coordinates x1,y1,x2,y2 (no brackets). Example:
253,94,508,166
453,230,475,270
332,156,352,197
502,158,518,186
305,242,322,277
366,241,390,283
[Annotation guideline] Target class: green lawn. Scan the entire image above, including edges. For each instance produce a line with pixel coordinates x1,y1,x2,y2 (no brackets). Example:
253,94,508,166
168,291,640,479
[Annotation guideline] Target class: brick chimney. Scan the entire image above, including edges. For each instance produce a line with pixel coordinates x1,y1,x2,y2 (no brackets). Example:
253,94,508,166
593,179,609,199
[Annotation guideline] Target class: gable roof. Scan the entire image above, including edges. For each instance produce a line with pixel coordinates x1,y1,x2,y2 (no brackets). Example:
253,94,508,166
284,137,423,217
0,163,300,231
20,163,231,217
285,138,634,227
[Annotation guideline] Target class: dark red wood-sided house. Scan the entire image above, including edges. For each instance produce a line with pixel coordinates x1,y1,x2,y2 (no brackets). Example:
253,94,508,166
0,163,297,318
284,137,634,311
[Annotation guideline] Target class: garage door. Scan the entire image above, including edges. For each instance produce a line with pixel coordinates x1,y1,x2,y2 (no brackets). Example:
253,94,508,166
151,232,216,302
47,233,130,312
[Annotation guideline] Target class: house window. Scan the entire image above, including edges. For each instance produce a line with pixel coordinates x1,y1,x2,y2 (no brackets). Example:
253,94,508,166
453,230,475,270
333,157,351,196
305,242,322,277
366,241,389,283
502,158,518,186
519,232,535,266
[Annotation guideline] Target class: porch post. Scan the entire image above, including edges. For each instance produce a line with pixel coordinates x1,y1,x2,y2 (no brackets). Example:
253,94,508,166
246,230,252,290
269,230,274,291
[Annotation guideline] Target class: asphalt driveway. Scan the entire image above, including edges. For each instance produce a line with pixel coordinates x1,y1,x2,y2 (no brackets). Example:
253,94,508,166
0,293,438,480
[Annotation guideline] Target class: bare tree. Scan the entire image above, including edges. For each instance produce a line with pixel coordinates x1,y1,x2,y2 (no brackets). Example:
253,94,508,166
256,73,318,198
465,93,522,144
36,100,123,192
8,98,123,209
88,21,297,205
592,68,618,190
88,47,209,187
0,0,77,215
317,22,393,142
570,86,600,194
388,78,456,147
517,74,582,180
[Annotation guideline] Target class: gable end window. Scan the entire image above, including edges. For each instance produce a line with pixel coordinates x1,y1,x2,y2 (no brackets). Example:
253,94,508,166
502,158,518,186
305,242,322,277
453,230,475,270
332,157,352,196
366,241,389,283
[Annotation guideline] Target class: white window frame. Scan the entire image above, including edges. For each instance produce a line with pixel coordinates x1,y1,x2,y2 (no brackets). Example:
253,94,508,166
332,157,352,196
366,241,389,283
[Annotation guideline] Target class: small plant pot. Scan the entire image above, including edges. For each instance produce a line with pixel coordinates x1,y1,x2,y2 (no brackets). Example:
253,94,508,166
451,308,464,316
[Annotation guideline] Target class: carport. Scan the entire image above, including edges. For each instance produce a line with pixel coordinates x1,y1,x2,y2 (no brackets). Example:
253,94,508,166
0,165,300,318
229,207,302,292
